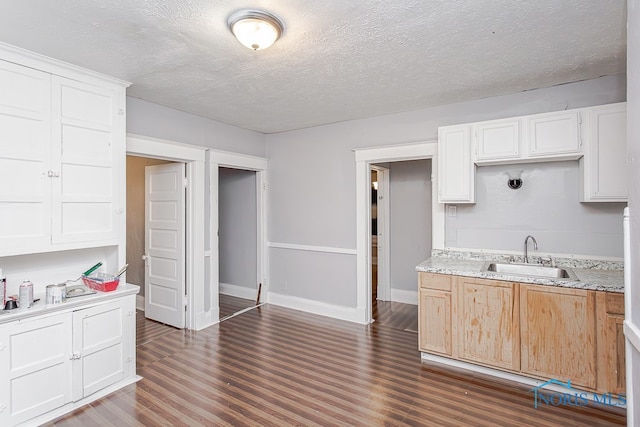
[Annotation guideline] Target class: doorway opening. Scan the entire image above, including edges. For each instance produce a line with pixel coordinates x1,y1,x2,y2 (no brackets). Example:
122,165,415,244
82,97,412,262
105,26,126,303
126,155,187,328
369,160,432,332
218,167,260,320
354,141,444,325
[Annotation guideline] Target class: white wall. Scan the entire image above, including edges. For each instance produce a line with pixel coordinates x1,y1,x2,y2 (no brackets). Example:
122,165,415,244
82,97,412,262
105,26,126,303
266,75,625,310
626,0,639,422
219,167,257,291
447,161,626,257
126,97,266,157
388,160,432,292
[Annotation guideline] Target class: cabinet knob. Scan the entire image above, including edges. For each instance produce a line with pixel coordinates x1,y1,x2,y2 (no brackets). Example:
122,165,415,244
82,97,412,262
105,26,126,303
0,403,6,412
0,343,5,351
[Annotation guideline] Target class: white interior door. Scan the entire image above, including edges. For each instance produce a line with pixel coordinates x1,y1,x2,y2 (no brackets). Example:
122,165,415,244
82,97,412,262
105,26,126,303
144,163,186,328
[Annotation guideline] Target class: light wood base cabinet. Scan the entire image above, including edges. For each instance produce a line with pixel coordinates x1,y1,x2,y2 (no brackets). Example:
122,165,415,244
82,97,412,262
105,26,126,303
418,272,624,393
520,284,596,390
454,277,520,371
596,292,626,394
418,273,452,356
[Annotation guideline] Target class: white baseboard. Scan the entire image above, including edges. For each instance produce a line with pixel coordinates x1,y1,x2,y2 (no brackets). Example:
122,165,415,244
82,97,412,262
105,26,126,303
136,294,145,311
267,292,360,324
219,282,258,300
390,289,418,305
194,307,218,331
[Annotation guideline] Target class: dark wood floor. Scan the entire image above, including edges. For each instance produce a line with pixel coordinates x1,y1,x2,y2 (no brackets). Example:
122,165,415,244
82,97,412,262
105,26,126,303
218,294,257,320
46,296,625,426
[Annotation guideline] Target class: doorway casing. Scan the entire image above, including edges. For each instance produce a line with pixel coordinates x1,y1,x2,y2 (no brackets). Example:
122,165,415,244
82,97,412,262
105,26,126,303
209,151,268,324
355,140,444,324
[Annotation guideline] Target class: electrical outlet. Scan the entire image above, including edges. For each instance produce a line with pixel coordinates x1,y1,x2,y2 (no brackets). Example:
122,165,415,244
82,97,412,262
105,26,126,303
447,205,457,217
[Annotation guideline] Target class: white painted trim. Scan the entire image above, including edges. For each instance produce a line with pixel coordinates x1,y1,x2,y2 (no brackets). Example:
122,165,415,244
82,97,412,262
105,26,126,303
267,292,360,324
355,140,443,324
219,282,258,300
211,149,269,171
390,289,418,305
210,151,268,322
127,133,206,162
135,295,145,312
268,242,357,255
421,353,626,406
625,321,640,353
126,134,207,331
0,41,130,88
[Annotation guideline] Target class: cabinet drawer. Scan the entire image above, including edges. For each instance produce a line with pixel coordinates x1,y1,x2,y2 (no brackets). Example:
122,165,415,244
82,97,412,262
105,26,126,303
606,293,624,315
419,272,451,291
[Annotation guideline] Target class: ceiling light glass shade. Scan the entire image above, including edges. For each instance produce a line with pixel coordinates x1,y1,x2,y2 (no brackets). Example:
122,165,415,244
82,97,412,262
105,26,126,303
228,10,283,51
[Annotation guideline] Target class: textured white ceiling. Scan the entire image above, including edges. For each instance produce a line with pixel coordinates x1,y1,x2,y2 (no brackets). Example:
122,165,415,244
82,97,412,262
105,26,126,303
0,0,627,133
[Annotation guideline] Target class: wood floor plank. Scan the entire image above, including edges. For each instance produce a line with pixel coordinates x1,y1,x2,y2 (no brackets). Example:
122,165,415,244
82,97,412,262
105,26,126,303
44,296,626,426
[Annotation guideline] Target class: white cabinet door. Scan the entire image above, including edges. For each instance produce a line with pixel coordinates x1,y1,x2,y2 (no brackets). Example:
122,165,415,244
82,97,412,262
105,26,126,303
528,111,582,157
438,125,475,203
581,103,627,202
0,61,52,254
51,76,123,244
0,314,73,426
475,119,521,162
72,299,129,401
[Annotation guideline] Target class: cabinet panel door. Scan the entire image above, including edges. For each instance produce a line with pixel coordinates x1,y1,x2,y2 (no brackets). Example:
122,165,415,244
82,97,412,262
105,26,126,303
72,300,127,400
520,285,596,389
51,76,123,244
454,278,520,370
528,112,581,157
418,288,451,355
0,60,52,255
584,104,627,201
475,119,520,161
0,314,72,426
438,125,474,203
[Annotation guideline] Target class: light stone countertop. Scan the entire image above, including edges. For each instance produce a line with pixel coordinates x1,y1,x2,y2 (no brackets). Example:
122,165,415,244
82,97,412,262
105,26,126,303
416,257,624,293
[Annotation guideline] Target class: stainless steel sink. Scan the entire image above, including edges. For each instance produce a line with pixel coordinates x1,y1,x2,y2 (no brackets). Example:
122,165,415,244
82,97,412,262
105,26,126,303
482,262,579,280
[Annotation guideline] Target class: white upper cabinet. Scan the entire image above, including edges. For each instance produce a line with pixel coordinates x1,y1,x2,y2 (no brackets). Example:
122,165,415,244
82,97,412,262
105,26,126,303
0,61,52,252
475,119,521,162
438,125,475,203
527,111,581,157
51,77,123,244
0,47,128,257
581,103,627,202
473,109,583,166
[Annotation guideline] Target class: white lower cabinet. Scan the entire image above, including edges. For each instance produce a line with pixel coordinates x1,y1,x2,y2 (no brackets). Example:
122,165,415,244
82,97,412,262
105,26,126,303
0,295,135,426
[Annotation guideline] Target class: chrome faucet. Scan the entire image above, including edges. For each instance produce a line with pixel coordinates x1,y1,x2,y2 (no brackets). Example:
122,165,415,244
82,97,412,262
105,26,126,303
524,235,538,264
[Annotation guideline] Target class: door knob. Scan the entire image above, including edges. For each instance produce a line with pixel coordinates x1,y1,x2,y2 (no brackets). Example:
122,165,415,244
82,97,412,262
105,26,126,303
141,254,148,261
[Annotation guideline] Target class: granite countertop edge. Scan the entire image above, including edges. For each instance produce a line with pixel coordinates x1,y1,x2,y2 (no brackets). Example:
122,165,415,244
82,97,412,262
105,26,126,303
416,258,624,293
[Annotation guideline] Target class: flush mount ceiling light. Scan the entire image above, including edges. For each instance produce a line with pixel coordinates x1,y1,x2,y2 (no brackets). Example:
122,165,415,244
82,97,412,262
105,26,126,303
227,10,284,51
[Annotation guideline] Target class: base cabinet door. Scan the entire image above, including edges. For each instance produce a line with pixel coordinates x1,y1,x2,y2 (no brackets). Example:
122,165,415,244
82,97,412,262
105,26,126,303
596,292,626,394
418,288,452,355
453,277,520,371
520,285,596,389
72,299,130,401
0,314,73,426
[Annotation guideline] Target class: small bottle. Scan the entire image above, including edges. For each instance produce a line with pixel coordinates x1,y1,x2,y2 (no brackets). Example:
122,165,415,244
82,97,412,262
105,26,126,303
19,280,33,308
0,268,6,305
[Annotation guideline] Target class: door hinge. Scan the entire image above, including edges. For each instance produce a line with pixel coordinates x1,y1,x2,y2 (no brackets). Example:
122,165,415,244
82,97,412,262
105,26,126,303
183,178,189,188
